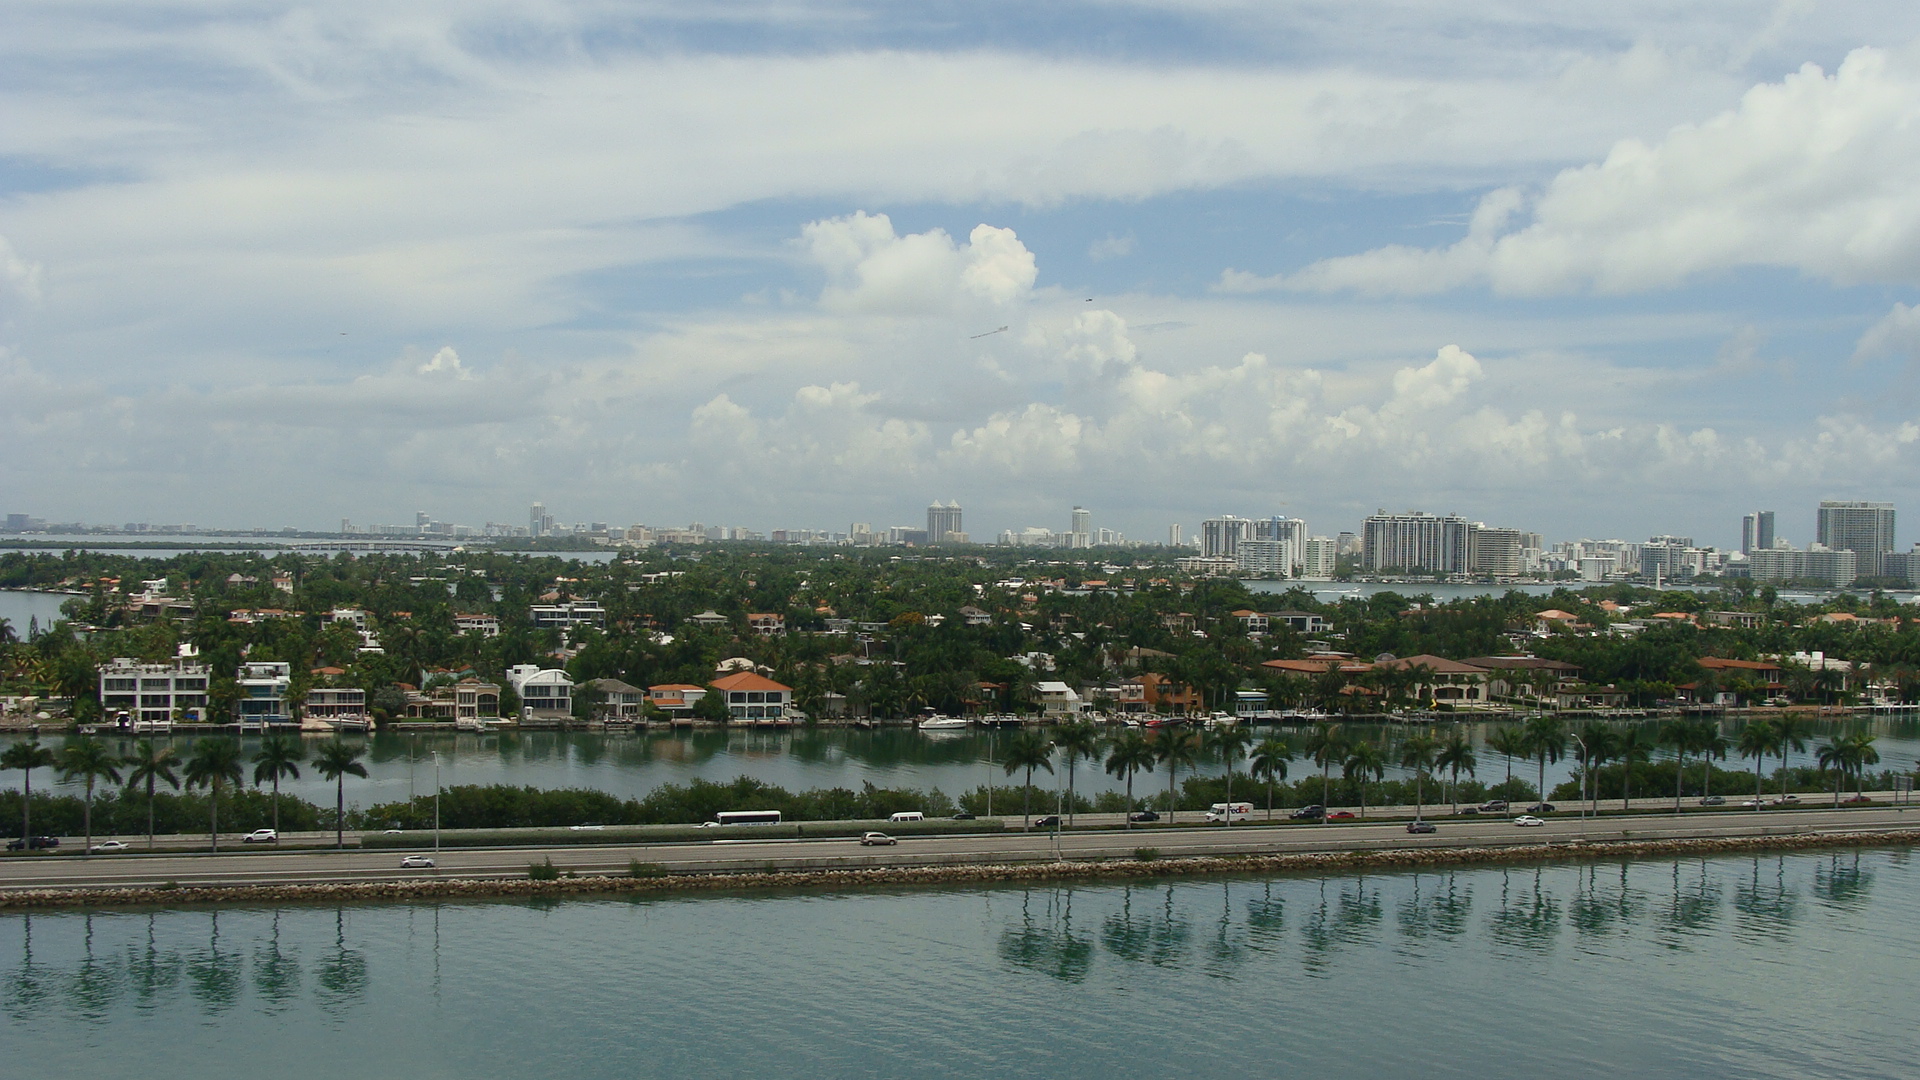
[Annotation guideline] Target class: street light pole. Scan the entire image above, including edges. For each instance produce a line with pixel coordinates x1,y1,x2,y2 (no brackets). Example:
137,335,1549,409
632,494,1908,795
432,750,441,857
1569,732,1588,823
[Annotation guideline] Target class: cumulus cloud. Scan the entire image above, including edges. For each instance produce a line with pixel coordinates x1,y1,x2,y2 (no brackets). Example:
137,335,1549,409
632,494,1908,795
1855,302,1920,361
0,234,43,311
1237,48,1920,296
801,212,1036,314
417,345,470,378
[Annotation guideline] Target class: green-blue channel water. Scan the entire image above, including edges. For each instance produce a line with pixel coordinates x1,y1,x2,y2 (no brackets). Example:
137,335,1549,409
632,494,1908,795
3,849,1913,1078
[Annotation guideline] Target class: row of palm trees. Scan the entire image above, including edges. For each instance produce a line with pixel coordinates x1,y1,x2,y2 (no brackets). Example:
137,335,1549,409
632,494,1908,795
990,721,1483,828
989,713,1892,829
2,735,370,853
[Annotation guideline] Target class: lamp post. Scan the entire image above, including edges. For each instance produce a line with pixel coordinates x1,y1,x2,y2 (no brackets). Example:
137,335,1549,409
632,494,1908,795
432,750,441,858
1569,732,1588,823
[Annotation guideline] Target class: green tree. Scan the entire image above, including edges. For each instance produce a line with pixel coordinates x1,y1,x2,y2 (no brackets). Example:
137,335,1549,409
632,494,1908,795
313,738,370,848
1343,740,1386,818
1523,715,1567,809
1658,717,1695,812
183,738,246,852
1103,731,1156,828
1771,714,1812,801
1249,737,1293,820
1051,721,1101,827
1436,729,1476,814
999,728,1056,830
122,742,181,850
1694,720,1728,803
1486,725,1529,791
1399,733,1439,820
1152,727,1201,825
1737,719,1776,810
0,740,55,845
1614,724,1653,811
1205,724,1256,825
252,734,307,839
55,735,121,853
1304,722,1347,819
1572,723,1616,815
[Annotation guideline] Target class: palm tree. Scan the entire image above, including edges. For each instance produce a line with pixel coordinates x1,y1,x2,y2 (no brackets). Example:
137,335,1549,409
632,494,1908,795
1772,714,1812,800
1152,727,1201,825
0,740,56,846
1486,725,1529,794
1399,733,1439,821
1816,737,1851,807
252,734,307,840
1849,733,1880,799
1249,737,1292,820
1523,715,1566,807
123,742,181,849
1051,721,1100,827
1573,723,1616,815
1658,717,1696,812
182,738,246,852
1104,731,1156,828
1342,740,1386,818
1304,722,1347,820
1737,719,1776,810
56,736,122,854
1436,730,1476,814
1695,720,1728,802
1205,724,1256,825
1614,724,1653,811
312,738,371,848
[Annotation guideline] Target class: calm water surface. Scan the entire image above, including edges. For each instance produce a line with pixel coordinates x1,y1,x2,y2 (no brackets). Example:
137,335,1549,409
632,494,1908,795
2,848,1912,1078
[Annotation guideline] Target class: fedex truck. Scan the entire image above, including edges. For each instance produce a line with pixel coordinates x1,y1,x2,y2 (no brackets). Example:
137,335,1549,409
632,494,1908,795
1205,802,1253,823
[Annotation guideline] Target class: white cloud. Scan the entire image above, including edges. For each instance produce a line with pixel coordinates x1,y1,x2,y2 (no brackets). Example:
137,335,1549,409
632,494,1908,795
1088,233,1136,261
0,234,43,311
1855,302,1920,361
417,345,469,378
801,212,1036,315
1246,48,1920,296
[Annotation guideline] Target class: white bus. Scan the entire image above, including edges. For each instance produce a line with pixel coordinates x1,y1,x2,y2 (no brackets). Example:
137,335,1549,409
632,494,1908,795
712,810,783,826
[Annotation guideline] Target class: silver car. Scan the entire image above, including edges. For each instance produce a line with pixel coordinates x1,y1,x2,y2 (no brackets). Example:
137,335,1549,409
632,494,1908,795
859,832,897,846
399,855,437,868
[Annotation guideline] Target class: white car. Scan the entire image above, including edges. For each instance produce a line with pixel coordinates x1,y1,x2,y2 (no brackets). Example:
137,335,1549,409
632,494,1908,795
859,832,897,846
1512,815,1546,827
89,840,129,853
242,828,278,843
399,855,437,869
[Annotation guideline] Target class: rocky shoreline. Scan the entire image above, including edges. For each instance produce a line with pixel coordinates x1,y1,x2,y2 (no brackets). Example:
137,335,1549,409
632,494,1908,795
2,828,1914,911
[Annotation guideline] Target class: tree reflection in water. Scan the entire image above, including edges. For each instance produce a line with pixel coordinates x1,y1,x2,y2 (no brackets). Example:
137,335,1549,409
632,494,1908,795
4,913,51,1020
1100,884,1192,968
1654,859,1722,949
313,908,369,1017
1397,872,1474,950
187,911,243,1014
1203,883,1249,976
1244,881,1285,943
1810,851,1873,911
997,887,1093,983
1569,862,1644,939
127,912,183,1011
1733,856,1798,941
1299,876,1384,976
68,912,122,1020
253,911,302,1013
1487,867,1561,953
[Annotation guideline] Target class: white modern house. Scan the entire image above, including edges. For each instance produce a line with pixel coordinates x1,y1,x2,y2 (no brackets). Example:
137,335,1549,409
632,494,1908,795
1034,680,1084,718
507,664,574,719
98,644,210,727
235,661,294,727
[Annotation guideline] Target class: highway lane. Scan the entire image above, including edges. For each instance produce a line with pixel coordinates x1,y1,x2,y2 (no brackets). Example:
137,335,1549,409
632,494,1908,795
3,806,1915,892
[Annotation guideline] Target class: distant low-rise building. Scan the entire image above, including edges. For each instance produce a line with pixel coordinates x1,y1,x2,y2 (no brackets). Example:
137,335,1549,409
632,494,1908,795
455,613,501,637
530,601,606,629
647,683,707,717
584,678,647,719
507,664,574,718
709,671,793,722
236,661,294,726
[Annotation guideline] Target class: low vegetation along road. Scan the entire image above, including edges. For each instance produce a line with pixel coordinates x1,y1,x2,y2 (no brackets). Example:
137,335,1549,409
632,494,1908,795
2,806,1916,892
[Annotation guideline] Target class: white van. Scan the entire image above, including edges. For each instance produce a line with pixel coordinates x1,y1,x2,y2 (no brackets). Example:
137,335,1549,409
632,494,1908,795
1204,802,1253,823
888,811,924,823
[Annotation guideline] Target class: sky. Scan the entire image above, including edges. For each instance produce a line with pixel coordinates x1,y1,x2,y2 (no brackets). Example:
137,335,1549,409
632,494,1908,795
7,2,1920,550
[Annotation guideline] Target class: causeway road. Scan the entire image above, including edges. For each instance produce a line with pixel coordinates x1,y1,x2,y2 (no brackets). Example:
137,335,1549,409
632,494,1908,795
2,806,1915,892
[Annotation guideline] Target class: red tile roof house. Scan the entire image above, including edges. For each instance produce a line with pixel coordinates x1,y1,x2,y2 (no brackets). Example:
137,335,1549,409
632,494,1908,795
709,671,795,723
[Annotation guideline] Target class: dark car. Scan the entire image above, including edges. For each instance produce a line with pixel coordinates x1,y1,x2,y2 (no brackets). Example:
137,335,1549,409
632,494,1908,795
1032,815,1061,828
1456,806,1480,815
1406,820,1437,834
1128,810,1160,823
6,836,59,851
951,812,976,820
1526,803,1556,814
1290,805,1326,821
1477,800,1509,813
1699,795,1727,806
